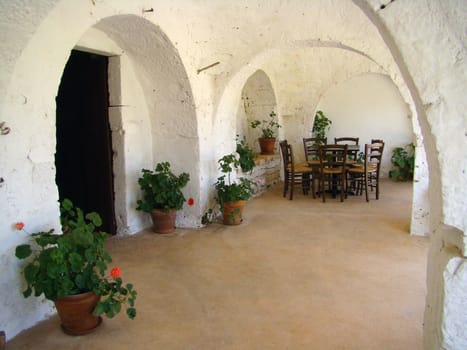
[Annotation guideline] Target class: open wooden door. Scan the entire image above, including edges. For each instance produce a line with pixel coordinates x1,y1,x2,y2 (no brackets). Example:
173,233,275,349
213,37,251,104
55,50,116,234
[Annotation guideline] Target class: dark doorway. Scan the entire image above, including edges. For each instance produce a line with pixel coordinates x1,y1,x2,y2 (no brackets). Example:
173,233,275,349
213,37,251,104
55,50,116,234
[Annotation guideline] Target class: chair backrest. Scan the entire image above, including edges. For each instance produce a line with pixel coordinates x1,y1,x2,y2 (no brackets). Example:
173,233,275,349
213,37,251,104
334,137,359,145
319,144,348,171
303,137,327,161
369,141,384,173
279,140,294,174
371,139,384,146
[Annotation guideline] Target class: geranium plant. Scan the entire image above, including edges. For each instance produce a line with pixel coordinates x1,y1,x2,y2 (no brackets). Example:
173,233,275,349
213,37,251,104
215,153,257,208
15,199,137,320
250,111,281,138
236,135,256,173
136,161,190,213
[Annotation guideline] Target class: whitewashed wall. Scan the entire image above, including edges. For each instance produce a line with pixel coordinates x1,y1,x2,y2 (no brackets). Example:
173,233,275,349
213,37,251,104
317,73,413,177
0,0,465,348
240,70,277,154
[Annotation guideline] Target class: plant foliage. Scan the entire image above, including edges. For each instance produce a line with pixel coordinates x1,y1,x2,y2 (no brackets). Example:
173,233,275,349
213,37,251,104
136,162,190,213
236,135,256,173
312,110,332,140
389,143,415,181
215,154,257,209
250,111,281,138
15,199,137,319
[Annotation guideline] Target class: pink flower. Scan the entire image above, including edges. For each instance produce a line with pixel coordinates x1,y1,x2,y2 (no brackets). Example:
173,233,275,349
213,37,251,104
110,267,122,278
15,222,25,230
187,198,194,206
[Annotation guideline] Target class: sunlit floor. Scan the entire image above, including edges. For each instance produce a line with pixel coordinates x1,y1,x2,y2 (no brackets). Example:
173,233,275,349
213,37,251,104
8,179,428,350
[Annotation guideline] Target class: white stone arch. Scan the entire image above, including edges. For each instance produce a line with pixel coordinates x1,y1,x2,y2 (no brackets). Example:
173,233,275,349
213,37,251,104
237,69,278,154
1,6,200,337
1,12,200,239
92,15,200,231
352,2,466,347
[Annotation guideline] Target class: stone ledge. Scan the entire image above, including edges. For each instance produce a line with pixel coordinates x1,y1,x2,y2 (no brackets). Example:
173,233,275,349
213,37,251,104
239,153,281,197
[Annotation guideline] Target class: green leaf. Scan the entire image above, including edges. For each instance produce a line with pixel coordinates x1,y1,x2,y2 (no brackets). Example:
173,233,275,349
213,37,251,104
15,244,32,259
69,252,84,272
127,307,137,319
93,302,105,316
23,287,32,298
85,212,102,227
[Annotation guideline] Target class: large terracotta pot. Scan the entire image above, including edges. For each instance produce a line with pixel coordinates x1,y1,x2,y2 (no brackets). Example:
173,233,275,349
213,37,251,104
258,137,276,155
54,291,101,335
222,200,246,225
150,208,176,233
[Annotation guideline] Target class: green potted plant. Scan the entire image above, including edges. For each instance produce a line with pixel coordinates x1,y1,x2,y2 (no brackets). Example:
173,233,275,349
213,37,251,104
312,110,332,142
250,111,282,155
136,161,190,233
389,143,415,181
215,153,257,225
236,135,256,173
14,199,137,335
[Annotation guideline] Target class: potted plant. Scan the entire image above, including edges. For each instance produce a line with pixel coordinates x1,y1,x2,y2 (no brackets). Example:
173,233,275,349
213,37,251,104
14,199,137,335
250,111,282,155
236,135,256,173
136,162,190,233
389,143,415,181
215,153,257,225
312,110,332,142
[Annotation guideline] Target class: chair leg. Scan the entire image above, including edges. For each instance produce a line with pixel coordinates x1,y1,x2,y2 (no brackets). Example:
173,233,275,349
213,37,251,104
340,175,345,202
365,173,369,202
283,176,288,198
302,174,310,195
311,175,317,199
289,177,294,200
321,175,327,202
375,175,379,200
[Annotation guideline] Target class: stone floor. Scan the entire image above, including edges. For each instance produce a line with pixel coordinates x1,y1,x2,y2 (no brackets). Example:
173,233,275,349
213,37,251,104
7,179,428,350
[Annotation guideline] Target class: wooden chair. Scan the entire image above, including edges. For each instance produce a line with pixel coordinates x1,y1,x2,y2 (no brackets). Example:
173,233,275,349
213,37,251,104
334,137,359,160
368,140,384,198
346,141,384,201
303,137,327,161
279,140,313,200
303,137,327,198
318,144,348,202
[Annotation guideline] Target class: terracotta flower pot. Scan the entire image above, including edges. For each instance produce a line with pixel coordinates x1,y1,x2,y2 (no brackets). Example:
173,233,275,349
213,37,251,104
54,291,102,335
258,137,276,155
222,200,246,225
150,208,176,233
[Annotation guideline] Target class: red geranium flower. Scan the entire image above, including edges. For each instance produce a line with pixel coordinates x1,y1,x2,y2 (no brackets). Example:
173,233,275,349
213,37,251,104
187,198,194,206
110,267,122,278
15,222,25,230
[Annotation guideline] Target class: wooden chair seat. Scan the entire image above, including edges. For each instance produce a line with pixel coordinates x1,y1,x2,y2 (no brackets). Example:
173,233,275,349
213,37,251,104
293,164,313,173
280,140,312,200
346,141,384,201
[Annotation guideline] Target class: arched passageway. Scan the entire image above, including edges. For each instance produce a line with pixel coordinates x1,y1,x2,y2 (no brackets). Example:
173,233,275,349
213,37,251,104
1,1,465,348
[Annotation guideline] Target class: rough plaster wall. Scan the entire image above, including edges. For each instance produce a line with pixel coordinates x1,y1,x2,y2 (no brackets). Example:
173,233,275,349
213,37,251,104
411,105,430,238
0,1,202,339
1,0,465,346
355,0,467,348
95,15,200,229
262,48,390,161
240,70,277,154
317,73,413,177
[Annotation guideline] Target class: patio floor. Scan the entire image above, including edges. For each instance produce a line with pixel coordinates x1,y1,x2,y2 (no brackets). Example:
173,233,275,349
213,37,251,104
7,179,428,350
